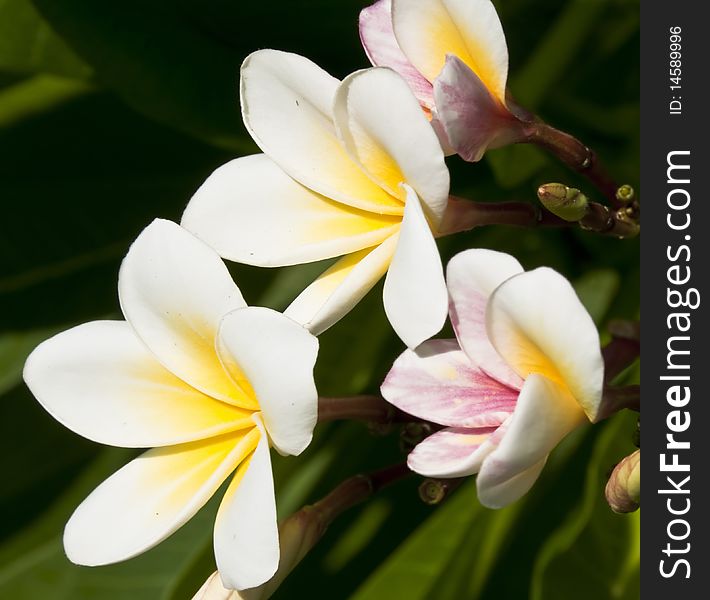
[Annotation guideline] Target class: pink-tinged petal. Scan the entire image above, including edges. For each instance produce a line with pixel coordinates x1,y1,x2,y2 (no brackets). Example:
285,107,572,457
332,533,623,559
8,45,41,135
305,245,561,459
381,339,517,428
486,267,605,420
433,55,523,162
446,249,524,389
359,0,434,109
408,426,497,478
476,373,587,508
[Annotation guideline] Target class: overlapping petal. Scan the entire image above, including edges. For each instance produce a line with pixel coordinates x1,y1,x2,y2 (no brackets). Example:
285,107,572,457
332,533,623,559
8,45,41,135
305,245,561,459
407,426,497,478
118,219,255,409
285,236,397,335
434,55,521,162
23,320,253,448
486,268,605,420
240,49,403,215
381,339,517,427
214,421,279,591
391,0,509,102
217,308,318,457
447,249,523,389
182,154,400,267
64,428,260,566
383,185,448,349
476,373,586,507
359,0,434,108
334,67,449,225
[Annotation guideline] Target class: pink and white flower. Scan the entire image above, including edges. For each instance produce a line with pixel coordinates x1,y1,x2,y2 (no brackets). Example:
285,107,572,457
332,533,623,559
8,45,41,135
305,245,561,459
360,0,528,162
23,219,319,591
381,249,605,508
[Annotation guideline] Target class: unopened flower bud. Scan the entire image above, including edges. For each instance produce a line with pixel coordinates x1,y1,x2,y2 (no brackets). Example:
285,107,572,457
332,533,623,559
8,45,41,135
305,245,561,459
537,183,589,222
605,450,640,513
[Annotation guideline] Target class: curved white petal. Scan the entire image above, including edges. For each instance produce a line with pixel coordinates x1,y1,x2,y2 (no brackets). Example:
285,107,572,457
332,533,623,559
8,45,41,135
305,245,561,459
285,235,397,335
334,67,449,225
118,219,255,409
446,249,523,389
240,49,403,215
384,186,447,349
476,373,586,508
214,423,279,591
434,55,522,162
182,155,401,267
64,428,260,566
381,339,517,428
23,321,253,448
217,307,319,457
477,458,547,509
192,571,239,600
487,268,605,419
359,0,435,108
391,0,509,102
408,426,496,478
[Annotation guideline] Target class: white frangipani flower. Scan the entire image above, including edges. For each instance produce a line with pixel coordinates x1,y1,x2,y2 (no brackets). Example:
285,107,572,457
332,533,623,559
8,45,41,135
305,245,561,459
23,219,319,591
182,50,450,349
382,249,605,508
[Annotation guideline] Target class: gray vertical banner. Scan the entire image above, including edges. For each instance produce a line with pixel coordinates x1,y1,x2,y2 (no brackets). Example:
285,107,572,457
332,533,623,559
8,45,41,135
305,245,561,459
642,1,708,597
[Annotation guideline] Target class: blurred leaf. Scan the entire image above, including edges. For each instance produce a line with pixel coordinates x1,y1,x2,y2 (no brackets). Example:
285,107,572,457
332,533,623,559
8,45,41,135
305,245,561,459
30,0,369,148
574,268,620,325
0,325,64,394
530,412,639,600
511,0,612,110
0,74,94,128
0,0,91,78
486,144,548,188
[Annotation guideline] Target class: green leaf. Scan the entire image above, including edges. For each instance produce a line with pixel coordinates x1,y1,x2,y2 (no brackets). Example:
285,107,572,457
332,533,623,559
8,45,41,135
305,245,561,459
573,269,621,325
486,144,549,188
30,0,369,148
0,0,91,78
530,412,639,600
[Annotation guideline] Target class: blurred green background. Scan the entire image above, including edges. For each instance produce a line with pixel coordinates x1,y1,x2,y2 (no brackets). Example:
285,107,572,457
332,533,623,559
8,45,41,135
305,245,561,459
0,0,639,598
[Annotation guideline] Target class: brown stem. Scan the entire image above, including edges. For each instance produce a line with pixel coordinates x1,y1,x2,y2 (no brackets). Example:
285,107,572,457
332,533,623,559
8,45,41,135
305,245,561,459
524,121,628,209
440,194,639,239
602,320,641,383
308,463,411,525
317,395,411,424
597,385,640,422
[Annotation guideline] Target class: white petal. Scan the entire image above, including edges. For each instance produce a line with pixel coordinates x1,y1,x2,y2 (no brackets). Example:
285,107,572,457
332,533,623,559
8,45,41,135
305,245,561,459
182,154,401,267
487,268,605,420
23,321,253,448
217,307,319,457
446,249,523,389
392,0,509,101
334,67,449,225
476,374,586,508
383,185,447,349
64,428,260,566
434,55,522,162
359,0,435,108
408,426,496,478
285,235,398,335
240,50,403,215
476,458,546,509
192,571,239,600
381,339,517,428
214,423,279,591
118,219,255,409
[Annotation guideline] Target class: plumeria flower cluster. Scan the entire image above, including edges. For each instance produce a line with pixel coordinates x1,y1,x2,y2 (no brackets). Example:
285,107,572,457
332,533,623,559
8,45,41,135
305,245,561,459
22,0,637,596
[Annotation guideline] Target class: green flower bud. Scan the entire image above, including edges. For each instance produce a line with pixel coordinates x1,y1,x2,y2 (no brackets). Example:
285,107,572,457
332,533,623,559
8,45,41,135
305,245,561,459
537,183,589,222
